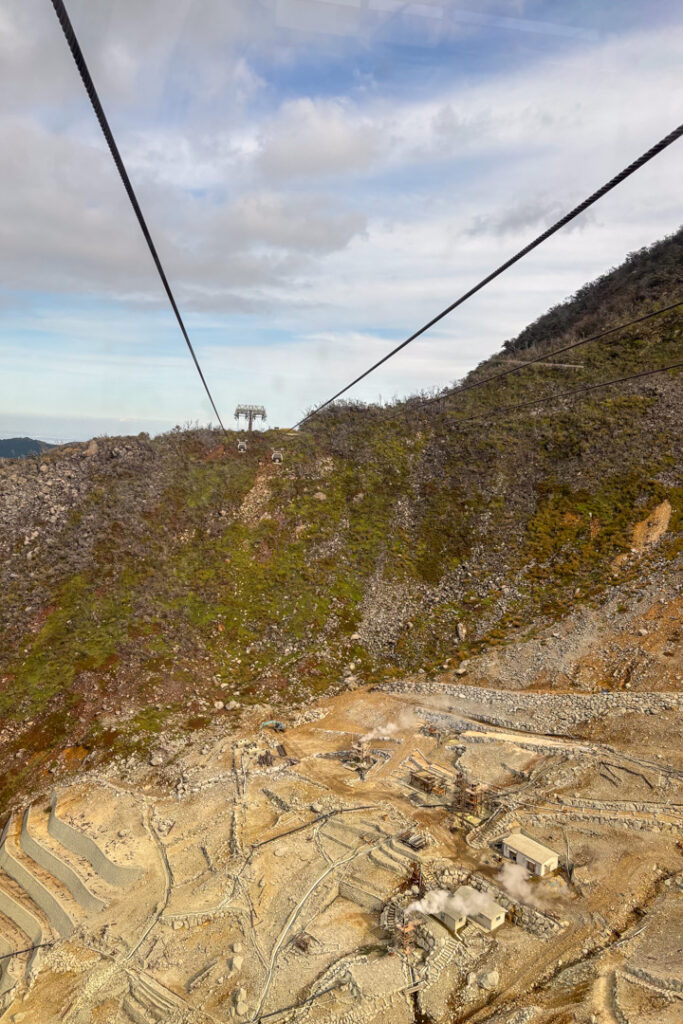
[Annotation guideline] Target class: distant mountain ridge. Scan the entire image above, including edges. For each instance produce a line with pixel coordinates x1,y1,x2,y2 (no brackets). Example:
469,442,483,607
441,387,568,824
0,437,57,459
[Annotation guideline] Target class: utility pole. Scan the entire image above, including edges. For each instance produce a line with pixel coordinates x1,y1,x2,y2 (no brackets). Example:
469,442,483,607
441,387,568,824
234,405,266,432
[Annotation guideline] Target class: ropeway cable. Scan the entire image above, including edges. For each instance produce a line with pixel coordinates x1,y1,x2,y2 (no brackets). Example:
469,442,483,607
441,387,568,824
294,124,683,428
427,298,683,406
448,358,683,426
49,0,228,433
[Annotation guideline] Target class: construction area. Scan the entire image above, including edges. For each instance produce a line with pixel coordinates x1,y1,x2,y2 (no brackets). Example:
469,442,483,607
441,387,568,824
0,679,681,1024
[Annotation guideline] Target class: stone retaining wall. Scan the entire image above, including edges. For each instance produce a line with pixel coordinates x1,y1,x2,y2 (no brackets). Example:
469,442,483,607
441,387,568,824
338,879,384,912
20,806,105,915
0,815,73,938
438,865,562,939
376,681,680,736
622,964,683,996
48,792,142,887
531,810,678,833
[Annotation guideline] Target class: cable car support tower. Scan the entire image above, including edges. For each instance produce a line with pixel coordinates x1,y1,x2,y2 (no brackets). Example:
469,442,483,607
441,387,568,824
234,405,266,432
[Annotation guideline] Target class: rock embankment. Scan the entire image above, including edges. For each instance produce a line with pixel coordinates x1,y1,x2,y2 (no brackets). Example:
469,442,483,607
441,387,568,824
375,680,680,735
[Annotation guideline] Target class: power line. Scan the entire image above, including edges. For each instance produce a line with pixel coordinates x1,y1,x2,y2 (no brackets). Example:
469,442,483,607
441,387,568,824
49,0,228,433
295,123,683,429
426,298,683,406
448,359,683,425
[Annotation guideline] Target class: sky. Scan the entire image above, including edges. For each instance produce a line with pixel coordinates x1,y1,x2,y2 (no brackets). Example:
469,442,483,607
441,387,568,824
0,0,681,441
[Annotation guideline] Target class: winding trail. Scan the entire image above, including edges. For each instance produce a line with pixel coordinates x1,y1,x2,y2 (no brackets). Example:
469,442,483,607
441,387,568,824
251,834,391,1022
593,971,621,1024
126,806,172,962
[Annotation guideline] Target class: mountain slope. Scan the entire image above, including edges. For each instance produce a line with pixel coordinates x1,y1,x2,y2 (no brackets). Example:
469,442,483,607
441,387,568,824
501,227,682,354
0,235,681,806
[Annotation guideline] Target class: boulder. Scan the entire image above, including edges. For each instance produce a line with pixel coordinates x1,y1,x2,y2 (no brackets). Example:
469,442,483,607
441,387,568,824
477,970,499,991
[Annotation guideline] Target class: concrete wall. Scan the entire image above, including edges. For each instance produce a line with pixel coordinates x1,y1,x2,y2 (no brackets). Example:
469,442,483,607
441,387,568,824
0,815,74,938
509,847,543,875
0,887,42,949
0,935,18,1001
501,842,558,876
470,910,504,931
520,853,558,877
48,793,142,887
0,878,45,987
434,910,465,932
21,806,106,915
338,879,384,912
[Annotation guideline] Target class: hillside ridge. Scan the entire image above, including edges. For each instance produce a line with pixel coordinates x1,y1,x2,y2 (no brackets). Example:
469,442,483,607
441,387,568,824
499,226,682,356
0,235,681,809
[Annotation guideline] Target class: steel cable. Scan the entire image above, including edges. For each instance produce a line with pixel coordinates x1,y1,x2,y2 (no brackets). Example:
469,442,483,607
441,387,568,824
295,124,683,428
50,0,228,433
426,298,683,405
448,359,683,425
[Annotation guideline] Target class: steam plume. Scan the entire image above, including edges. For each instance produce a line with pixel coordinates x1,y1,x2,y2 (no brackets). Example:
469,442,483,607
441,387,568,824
405,887,491,919
496,862,545,908
359,710,417,744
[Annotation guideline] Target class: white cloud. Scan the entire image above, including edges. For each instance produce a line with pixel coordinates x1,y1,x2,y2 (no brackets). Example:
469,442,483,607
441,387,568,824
219,191,367,252
256,97,383,181
1,4,682,429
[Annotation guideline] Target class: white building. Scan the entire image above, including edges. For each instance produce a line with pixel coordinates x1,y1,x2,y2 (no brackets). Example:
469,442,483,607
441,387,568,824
432,907,466,933
454,886,506,932
501,833,559,877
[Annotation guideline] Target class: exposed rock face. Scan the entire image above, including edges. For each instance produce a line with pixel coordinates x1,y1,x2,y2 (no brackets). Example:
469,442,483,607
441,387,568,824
631,499,672,551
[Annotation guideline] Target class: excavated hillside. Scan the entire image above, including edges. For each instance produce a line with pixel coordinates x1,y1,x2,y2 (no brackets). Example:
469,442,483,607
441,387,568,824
0,233,682,810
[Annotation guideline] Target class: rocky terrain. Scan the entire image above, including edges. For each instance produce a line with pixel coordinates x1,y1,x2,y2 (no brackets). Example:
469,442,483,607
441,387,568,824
0,661,680,1024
